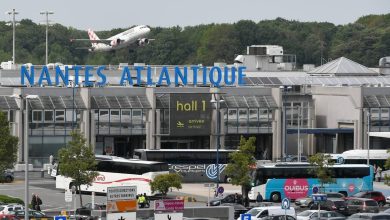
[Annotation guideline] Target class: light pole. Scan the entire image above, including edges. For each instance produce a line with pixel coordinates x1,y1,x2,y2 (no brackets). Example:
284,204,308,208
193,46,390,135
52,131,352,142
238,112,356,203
12,94,39,220
6,9,19,66
40,11,54,65
211,91,224,196
367,110,371,165
297,106,301,162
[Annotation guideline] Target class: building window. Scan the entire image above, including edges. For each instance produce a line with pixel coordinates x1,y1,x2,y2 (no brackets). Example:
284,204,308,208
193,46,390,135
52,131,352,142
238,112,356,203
44,110,54,122
32,110,42,122
55,110,65,122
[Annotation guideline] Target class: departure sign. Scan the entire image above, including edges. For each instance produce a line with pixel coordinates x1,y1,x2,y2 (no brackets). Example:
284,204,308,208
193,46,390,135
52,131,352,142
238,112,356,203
170,93,211,136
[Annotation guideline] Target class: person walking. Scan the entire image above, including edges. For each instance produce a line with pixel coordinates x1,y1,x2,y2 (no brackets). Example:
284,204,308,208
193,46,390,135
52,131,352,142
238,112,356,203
138,194,145,208
31,193,42,211
256,192,263,204
143,193,150,208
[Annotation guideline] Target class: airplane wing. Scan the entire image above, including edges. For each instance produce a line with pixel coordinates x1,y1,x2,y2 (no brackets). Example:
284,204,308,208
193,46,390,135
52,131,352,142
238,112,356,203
70,38,112,43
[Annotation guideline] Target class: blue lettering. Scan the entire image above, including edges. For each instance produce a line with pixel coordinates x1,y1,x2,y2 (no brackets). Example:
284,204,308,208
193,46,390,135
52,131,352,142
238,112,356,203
209,67,222,87
55,66,69,86
146,66,154,86
96,66,106,86
21,66,34,86
134,66,144,85
202,67,208,85
224,67,236,85
174,67,187,86
120,66,133,86
38,66,52,86
84,66,94,86
191,66,199,85
73,65,82,86
238,66,246,85
158,67,171,85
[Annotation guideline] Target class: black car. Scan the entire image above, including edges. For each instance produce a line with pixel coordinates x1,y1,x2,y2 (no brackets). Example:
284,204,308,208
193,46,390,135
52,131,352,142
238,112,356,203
209,194,243,206
76,203,106,217
0,170,14,183
220,203,247,219
13,210,47,218
310,199,348,216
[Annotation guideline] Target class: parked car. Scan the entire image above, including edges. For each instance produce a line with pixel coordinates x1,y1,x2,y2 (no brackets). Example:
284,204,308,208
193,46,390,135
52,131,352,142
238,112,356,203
13,210,47,219
309,199,348,216
348,191,386,206
0,205,23,215
346,198,379,215
280,155,308,162
209,193,243,206
297,210,345,220
0,170,14,183
384,208,390,214
262,215,297,220
239,206,296,220
0,214,16,220
347,213,390,219
220,203,247,219
76,203,106,217
386,196,390,205
296,193,346,208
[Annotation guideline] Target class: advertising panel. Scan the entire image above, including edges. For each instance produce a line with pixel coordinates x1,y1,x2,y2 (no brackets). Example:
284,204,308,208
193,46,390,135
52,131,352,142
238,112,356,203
169,93,211,136
154,199,184,212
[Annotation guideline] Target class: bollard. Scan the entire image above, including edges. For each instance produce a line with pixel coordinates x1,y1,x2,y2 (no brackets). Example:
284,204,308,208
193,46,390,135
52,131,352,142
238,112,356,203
40,169,44,178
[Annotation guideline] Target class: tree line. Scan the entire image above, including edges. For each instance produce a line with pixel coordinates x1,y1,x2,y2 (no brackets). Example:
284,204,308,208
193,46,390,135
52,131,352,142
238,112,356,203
0,14,389,68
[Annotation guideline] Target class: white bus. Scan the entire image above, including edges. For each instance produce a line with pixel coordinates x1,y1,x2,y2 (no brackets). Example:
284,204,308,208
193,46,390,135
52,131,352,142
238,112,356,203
329,149,389,168
55,155,169,195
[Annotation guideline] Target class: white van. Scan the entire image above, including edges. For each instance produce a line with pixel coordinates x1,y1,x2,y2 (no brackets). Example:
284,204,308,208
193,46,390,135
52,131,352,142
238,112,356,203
237,206,296,220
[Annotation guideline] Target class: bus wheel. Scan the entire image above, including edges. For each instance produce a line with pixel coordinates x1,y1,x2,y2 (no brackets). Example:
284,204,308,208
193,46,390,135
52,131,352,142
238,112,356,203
271,192,281,203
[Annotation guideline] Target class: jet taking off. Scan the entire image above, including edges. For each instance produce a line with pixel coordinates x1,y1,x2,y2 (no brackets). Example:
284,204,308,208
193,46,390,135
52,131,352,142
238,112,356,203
70,25,152,52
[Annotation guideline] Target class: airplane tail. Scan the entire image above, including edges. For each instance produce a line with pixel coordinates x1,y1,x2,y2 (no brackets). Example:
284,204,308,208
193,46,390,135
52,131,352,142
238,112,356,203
87,29,100,47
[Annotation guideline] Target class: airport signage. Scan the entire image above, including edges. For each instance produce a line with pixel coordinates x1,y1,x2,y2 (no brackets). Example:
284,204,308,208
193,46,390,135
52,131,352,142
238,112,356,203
20,65,246,87
155,199,184,212
170,93,211,136
107,186,137,201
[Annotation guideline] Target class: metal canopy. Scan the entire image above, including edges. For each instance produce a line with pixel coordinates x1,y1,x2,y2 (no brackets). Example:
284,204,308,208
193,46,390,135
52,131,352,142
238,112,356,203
309,57,378,75
91,96,151,109
0,96,19,109
28,96,86,109
156,94,170,109
363,95,390,108
221,95,277,108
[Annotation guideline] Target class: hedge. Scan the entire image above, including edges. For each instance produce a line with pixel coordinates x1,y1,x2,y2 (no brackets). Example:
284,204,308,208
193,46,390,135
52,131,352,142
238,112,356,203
0,195,24,205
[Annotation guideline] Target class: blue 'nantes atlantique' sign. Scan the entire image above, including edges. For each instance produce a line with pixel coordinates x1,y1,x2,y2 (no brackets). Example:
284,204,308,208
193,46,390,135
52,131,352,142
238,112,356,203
20,65,246,87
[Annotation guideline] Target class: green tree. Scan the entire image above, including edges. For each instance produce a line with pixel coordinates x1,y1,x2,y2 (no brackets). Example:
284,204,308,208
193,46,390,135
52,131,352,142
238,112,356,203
225,136,256,204
0,111,18,182
58,130,98,205
308,153,334,192
150,173,182,197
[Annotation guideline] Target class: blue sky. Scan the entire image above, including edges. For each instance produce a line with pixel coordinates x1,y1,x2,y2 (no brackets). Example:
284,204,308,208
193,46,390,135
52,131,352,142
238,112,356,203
1,0,389,30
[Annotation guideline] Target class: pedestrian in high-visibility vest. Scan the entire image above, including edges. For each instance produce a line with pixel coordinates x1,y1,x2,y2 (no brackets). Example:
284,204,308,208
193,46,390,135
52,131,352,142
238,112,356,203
138,194,145,208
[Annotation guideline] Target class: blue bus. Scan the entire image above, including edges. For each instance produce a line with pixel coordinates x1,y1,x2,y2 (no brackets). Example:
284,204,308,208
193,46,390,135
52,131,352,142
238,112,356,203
248,163,374,202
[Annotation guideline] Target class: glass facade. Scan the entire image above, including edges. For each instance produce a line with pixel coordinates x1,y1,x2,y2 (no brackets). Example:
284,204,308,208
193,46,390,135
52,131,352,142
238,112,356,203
284,101,310,128
94,109,147,135
369,108,390,132
224,108,273,134
28,109,82,167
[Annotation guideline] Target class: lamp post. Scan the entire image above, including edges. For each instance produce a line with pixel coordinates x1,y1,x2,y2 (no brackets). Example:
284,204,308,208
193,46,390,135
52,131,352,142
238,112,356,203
297,106,301,162
211,92,224,196
11,94,39,220
40,11,54,65
6,9,18,66
367,110,370,165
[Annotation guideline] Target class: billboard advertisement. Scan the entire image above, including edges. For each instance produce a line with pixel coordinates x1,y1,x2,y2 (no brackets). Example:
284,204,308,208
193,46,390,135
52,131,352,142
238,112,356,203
169,93,211,136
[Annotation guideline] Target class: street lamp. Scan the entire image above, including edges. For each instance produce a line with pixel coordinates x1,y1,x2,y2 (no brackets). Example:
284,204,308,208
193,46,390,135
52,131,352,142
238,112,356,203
40,11,54,65
12,94,39,220
367,110,371,165
297,105,302,162
6,9,19,66
210,92,224,195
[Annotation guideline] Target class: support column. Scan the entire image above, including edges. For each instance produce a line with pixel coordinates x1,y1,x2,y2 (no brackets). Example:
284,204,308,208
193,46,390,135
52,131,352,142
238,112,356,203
155,109,161,149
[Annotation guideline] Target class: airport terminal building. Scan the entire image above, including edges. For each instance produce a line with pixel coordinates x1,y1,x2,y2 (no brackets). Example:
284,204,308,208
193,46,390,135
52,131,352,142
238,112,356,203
1,45,390,168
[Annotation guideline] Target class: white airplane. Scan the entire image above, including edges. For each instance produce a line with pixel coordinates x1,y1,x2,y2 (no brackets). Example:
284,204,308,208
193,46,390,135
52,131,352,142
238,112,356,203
70,25,152,52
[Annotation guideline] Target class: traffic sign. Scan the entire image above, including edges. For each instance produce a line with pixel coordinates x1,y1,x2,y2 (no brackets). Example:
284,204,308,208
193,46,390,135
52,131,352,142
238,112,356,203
241,213,251,220
54,216,67,220
312,194,327,202
312,186,319,194
217,186,224,194
65,189,72,202
281,198,290,210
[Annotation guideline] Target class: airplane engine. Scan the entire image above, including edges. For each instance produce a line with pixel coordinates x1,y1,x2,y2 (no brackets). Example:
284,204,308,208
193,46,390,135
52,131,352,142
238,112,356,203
110,38,121,46
137,38,149,46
